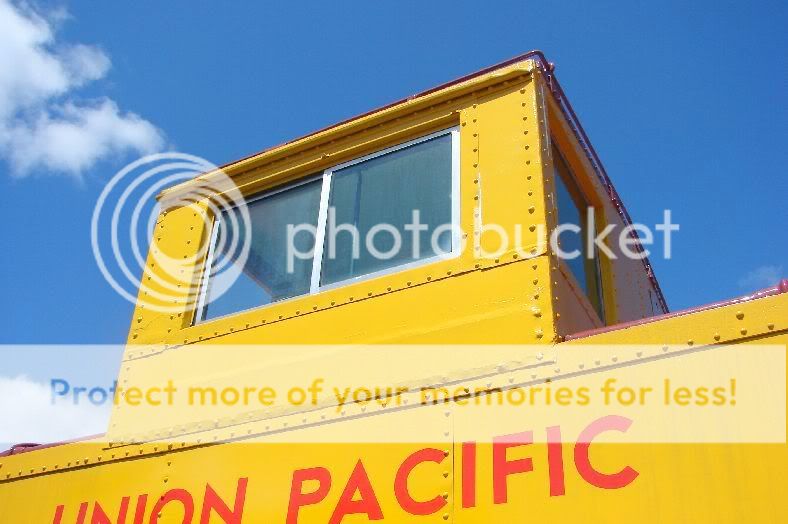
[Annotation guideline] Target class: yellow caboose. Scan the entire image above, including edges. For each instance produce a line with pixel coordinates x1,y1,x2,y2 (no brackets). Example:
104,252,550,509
1,51,786,523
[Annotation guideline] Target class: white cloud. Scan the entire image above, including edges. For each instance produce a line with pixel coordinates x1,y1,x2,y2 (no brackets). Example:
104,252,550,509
0,375,110,447
5,99,163,175
738,265,783,290
0,0,163,178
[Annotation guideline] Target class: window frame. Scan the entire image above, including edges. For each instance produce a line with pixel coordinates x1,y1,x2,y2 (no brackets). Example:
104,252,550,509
195,126,461,323
551,141,606,324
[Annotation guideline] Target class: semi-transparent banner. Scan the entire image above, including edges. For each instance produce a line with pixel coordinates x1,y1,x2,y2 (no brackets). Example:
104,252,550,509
0,343,784,447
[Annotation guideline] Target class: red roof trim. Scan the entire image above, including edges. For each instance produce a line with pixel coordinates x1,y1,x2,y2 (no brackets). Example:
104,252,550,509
565,279,788,341
0,433,105,458
220,50,552,169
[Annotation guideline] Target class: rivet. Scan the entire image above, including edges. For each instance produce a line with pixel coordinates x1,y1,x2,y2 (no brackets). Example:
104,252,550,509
736,311,744,320
767,323,775,330
740,328,748,335
713,333,721,341
528,206,535,214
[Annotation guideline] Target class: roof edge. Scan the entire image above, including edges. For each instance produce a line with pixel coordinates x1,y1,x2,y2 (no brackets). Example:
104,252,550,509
565,279,788,341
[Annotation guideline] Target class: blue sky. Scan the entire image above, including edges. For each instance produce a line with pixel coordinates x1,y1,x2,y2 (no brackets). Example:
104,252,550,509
1,0,786,344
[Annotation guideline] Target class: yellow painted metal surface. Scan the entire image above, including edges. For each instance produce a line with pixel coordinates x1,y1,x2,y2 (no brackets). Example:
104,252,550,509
1,56,786,523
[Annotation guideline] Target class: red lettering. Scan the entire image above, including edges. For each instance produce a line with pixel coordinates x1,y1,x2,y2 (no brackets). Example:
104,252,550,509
394,448,447,515
52,505,65,524
287,467,331,524
91,498,129,524
492,431,533,504
575,415,638,489
133,495,148,524
76,503,88,524
200,478,247,524
546,425,565,497
150,489,194,524
461,442,476,508
329,460,383,524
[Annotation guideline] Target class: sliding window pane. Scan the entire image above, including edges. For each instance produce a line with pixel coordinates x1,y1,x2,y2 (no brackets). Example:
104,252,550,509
321,133,454,286
202,179,321,320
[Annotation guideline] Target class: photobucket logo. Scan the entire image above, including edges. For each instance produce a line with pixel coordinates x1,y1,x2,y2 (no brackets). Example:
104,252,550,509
285,208,678,272
286,209,462,273
91,153,250,313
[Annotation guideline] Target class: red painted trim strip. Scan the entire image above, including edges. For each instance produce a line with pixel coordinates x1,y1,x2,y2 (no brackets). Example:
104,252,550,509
219,51,551,169
565,279,788,341
0,433,105,458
